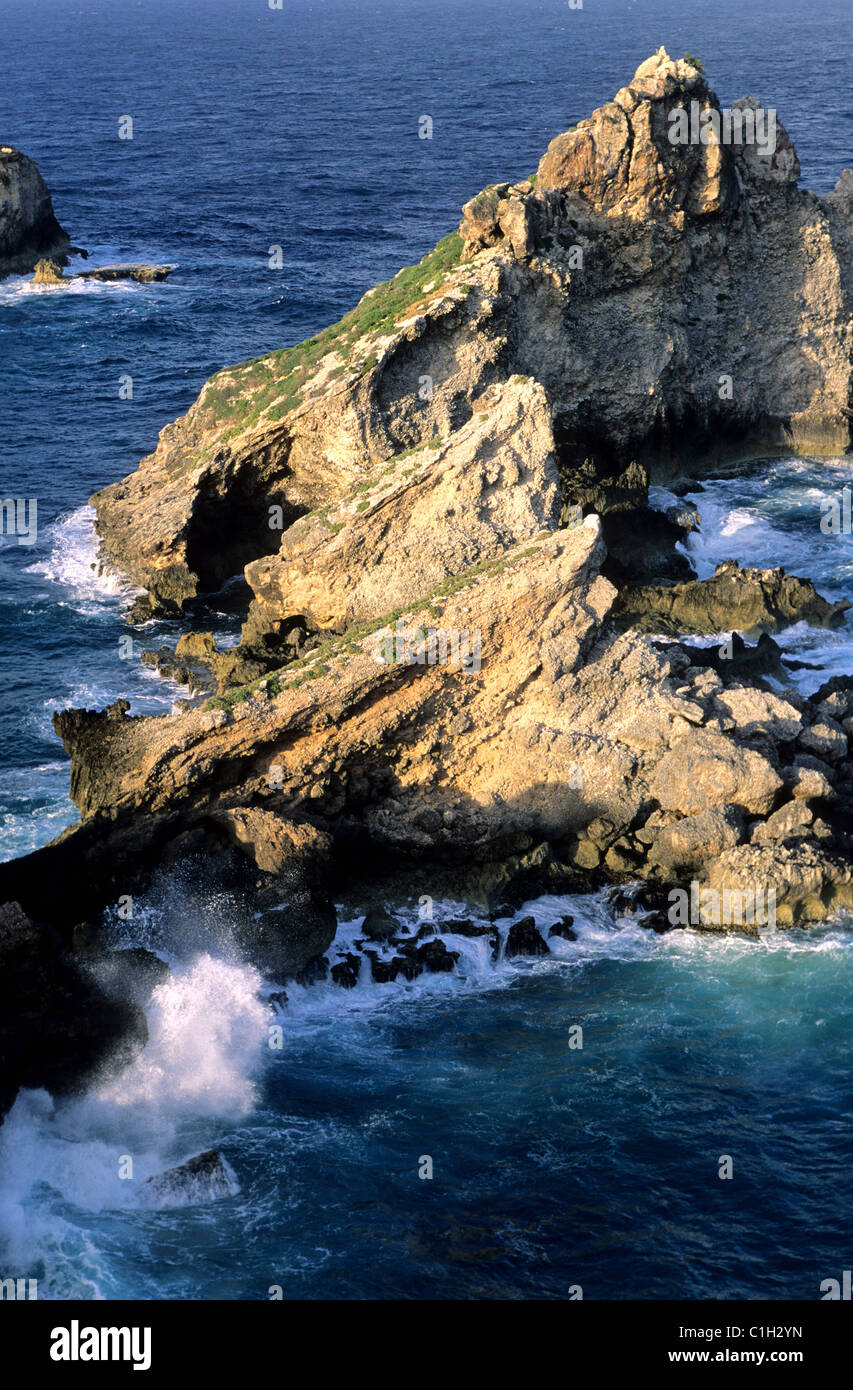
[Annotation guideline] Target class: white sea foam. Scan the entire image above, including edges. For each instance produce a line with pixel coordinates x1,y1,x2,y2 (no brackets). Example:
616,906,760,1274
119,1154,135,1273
2,889,851,1295
0,954,267,1293
26,505,141,606
96,954,268,1118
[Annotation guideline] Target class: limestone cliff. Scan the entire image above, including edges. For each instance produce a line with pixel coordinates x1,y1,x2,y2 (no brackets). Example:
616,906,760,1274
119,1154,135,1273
90,48,853,616
0,146,71,276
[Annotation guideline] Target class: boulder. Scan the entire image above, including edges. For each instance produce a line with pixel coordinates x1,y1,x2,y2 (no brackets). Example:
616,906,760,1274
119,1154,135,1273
504,916,550,957
214,807,333,879
142,1150,239,1207
360,908,399,943
650,730,783,817
647,805,744,874
783,755,836,802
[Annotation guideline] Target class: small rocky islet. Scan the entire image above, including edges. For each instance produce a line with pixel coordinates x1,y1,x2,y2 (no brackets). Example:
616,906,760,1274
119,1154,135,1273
4,48,853,1118
0,144,172,285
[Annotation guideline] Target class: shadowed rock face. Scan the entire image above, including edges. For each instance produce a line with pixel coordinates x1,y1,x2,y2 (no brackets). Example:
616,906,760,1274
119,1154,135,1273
0,902,150,1119
0,146,71,276
87,49,853,616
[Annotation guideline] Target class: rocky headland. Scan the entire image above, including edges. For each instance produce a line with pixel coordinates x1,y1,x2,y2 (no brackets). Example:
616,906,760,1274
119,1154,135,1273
0,145,73,277
4,49,853,1120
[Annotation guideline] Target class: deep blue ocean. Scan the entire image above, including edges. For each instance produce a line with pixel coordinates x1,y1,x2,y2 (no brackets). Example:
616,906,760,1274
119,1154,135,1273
1,0,852,1301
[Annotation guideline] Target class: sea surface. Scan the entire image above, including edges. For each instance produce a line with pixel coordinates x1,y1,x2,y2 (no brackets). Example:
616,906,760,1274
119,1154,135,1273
1,0,852,1300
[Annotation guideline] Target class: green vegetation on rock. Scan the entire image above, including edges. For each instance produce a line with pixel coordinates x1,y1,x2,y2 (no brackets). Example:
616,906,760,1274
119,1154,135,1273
197,232,465,436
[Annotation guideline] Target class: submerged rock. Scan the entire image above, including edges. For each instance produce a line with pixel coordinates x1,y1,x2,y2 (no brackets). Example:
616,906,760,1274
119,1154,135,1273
142,1150,240,1207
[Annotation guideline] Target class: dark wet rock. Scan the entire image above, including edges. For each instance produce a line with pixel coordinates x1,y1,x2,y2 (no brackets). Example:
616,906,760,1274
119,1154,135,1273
638,909,674,934
88,947,170,1008
331,953,361,988
504,915,550,958
549,917,577,941
360,908,399,943
99,264,173,283
415,939,459,974
619,560,850,637
672,631,788,682
238,892,337,981
365,951,423,984
293,954,329,986
269,990,289,1010
0,901,148,1121
440,918,491,937
142,1150,239,1206
78,264,175,283
415,922,437,939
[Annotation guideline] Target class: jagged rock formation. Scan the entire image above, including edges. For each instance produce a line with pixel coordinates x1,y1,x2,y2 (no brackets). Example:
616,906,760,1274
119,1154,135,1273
0,147,71,276
617,559,851,635
4,515,853,940
89,48,853,616
4,51,853,1119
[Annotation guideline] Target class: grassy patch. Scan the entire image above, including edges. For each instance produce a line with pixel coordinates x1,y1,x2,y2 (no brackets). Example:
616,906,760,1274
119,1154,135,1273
188,232,465,451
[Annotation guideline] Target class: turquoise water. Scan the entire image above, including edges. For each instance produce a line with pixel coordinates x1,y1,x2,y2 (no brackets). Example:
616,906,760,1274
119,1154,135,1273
2,896,852,1300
